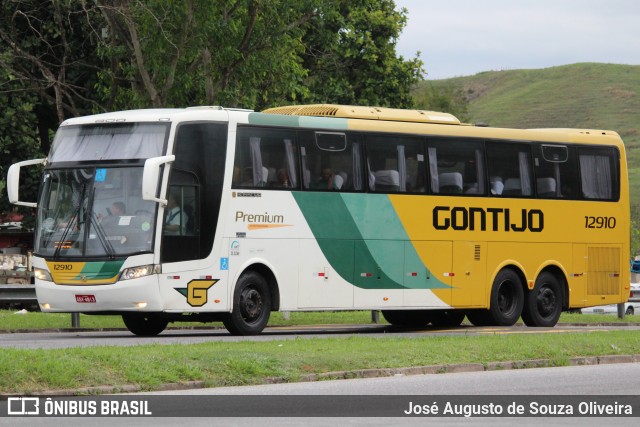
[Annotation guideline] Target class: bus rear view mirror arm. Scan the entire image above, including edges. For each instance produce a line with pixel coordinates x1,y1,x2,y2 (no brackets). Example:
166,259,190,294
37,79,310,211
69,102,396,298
7,158,47,208
142,155,175,207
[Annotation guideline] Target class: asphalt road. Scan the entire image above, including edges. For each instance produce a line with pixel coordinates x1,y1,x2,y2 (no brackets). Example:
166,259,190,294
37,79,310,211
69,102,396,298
3,364,639,427
1,323,640,349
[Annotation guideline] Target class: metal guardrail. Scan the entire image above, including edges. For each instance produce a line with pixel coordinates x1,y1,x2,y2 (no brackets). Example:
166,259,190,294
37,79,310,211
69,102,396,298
0,270,36,307
0,284,37,306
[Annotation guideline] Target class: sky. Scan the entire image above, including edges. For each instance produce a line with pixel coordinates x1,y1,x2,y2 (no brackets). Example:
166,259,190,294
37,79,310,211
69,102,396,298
394,0,640,80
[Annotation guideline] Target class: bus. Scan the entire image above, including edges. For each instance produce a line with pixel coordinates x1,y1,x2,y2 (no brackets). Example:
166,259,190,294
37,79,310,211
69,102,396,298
7,104,630,335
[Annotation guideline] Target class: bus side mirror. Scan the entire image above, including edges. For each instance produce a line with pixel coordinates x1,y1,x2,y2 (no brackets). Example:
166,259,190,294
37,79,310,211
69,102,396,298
7,158,46,208
142,155,175,206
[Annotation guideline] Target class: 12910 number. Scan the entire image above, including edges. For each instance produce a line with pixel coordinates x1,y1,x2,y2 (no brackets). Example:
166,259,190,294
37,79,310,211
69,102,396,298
584,216,616,229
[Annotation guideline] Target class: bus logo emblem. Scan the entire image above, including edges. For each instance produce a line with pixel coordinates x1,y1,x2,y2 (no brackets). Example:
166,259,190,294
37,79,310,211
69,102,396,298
175,279,218,307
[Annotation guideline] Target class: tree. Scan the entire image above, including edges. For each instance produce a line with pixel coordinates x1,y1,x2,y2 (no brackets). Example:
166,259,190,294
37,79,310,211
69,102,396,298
95,0,318,110
1,1,423,121
0,1,108,221
0,0,106,153
0,73,44,222
94,0,423,110
300,0,423,108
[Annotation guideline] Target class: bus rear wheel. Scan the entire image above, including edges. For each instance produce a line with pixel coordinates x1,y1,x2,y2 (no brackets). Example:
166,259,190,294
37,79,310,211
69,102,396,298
122,314,168,336
521,271,563,327
488,269,524,326
381,310,432,327
223,271,271,336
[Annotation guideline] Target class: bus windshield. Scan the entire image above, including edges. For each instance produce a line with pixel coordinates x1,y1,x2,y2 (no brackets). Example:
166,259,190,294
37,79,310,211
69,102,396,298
49,123,167,162
35,167,158,258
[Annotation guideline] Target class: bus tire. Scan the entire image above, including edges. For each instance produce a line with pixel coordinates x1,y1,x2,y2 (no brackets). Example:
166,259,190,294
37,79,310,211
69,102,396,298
488,269,524,326
521,271,563,327
122,314,168,336
223,271,271,336
430,309,466,327
381,310,431,327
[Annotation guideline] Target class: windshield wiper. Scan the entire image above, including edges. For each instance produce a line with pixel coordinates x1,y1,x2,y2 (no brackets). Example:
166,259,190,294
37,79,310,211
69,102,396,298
53,203,81,259
89,212,116,259
86,187,115,259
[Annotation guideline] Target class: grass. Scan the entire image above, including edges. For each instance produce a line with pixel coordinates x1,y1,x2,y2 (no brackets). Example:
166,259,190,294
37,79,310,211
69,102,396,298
1,309,638,395
1,330,639,395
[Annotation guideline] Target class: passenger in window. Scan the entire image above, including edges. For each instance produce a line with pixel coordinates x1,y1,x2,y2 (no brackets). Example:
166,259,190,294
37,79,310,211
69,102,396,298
164,193,185,235
110,201,126,217
313,167,339,190
98,201,126,224
276,168,290,188
105,202,125,221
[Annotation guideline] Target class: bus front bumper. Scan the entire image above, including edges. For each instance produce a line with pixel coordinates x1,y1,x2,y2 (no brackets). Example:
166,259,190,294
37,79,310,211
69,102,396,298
35,277,163,313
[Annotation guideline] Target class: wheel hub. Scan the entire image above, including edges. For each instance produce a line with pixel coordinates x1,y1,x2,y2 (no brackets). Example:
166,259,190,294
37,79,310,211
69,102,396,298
240,287,263,321
537,286,556,317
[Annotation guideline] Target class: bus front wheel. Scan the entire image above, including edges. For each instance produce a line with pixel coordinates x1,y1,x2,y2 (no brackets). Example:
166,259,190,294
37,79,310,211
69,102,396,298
122,314,168,336
223,271,271,336
521,271,563,327
488,269,524,326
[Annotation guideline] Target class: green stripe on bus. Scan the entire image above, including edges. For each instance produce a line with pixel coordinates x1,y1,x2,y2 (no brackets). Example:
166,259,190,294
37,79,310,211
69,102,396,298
292,192,448,290
248,113,348,130
74,260,124,280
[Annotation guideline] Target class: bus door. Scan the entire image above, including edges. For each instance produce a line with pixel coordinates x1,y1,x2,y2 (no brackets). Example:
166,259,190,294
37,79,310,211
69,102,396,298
158,122,228,310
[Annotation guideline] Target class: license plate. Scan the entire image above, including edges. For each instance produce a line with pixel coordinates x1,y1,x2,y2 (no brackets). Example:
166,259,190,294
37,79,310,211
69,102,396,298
593,308,604,313
75,294,96,303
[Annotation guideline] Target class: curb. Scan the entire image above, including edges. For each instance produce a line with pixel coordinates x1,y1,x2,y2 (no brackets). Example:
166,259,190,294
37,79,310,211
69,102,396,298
6,354,640,397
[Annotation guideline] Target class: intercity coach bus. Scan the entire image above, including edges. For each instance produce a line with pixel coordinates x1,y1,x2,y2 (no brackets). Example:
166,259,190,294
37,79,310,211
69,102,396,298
7,104,630,335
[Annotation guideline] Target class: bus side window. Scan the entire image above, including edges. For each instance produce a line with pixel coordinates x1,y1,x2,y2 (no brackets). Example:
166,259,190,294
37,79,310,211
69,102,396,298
577,147,619,200
365,135,424,193
234,127,299,190
427,138,485,196
300,131,363,191
486,141,533,197
534,144,580,199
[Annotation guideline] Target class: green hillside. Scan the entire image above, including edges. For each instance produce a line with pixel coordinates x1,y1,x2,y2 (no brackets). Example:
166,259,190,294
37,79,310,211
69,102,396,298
420,63,640,253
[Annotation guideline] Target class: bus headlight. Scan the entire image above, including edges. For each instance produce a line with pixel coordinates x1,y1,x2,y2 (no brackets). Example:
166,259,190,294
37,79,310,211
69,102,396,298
34,268,53,282
119,264,158,281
